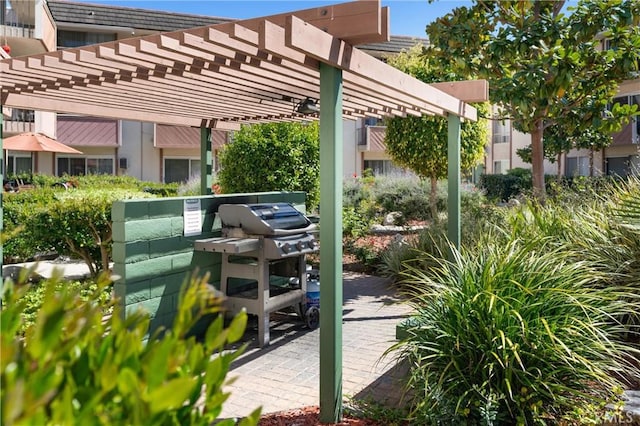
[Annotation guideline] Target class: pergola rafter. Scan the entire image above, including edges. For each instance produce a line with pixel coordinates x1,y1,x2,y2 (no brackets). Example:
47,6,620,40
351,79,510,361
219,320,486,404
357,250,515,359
1,2,476,128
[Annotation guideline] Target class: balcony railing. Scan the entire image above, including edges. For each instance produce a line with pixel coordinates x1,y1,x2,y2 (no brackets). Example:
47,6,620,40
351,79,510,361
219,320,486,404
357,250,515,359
4,108,35,133
492,134,510,144
2,5,35,38
9,108,34,122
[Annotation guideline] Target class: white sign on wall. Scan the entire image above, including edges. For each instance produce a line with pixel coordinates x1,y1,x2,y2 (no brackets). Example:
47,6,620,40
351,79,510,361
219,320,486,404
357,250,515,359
183,199,202,236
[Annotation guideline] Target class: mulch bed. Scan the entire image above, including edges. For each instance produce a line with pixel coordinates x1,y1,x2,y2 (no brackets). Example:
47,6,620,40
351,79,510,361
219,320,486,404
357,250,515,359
258,406,386,426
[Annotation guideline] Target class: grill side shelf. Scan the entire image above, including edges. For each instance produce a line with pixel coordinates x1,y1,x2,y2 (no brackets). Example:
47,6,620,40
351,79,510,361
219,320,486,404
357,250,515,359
194,237,261,254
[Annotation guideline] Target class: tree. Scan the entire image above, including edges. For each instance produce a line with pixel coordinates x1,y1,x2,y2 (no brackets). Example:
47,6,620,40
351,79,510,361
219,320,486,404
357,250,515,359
218,122,320,211
384,44,488,220
426,0,640,200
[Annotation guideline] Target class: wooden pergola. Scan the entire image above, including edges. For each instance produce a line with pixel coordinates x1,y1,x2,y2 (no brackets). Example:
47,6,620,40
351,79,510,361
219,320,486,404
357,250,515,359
0,1,486,422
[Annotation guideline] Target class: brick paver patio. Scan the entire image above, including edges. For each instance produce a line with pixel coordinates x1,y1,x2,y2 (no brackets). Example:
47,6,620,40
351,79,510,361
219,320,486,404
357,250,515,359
218,272,412,420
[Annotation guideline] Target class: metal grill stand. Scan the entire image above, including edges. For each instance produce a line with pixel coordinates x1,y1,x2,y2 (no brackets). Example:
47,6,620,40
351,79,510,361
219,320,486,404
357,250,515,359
194,203,318,347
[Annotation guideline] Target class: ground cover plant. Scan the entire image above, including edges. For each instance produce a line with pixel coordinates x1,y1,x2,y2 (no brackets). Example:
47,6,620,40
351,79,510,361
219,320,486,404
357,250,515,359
15,275,112,335
1,271,260,426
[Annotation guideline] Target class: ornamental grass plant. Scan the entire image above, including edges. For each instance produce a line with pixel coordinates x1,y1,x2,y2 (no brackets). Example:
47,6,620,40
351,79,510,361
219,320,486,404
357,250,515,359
385,176,640,424
390,237,640,424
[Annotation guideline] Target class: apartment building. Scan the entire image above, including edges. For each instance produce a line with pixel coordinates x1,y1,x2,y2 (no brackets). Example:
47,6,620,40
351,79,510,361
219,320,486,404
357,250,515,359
1,0,424,182
4,1,634,182
484,55,639,178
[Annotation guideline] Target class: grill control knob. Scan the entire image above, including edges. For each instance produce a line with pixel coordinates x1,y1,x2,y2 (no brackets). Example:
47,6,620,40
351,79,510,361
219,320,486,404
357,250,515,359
296,241,305,251
308,241,316,249
282,243,292,253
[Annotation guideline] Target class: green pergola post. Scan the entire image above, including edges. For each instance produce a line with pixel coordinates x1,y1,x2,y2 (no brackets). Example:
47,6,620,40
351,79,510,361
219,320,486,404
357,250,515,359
200,127,212,195
318,62,343,424
447,113,461,251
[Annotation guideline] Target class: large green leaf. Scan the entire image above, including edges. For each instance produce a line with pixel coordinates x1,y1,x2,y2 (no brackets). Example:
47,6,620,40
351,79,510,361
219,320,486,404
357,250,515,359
147,377,198,414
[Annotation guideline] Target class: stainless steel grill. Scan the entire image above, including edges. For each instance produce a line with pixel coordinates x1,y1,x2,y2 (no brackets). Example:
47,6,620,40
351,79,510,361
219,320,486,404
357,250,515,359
195,203,319,346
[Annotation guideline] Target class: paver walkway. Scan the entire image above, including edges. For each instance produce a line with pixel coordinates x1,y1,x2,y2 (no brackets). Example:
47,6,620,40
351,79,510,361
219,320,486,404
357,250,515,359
218,272,412,420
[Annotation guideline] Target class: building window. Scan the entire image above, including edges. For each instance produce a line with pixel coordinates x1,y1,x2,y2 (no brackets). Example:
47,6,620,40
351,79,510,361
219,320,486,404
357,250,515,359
363,160,405,176
57,157,114,176
57,30,116,48
6,155,32,175
493,160,509,174
565,156,589,177
492,119,510,144
611,94,640,144
606,156,631,177
9,109,34,122
164,158,201,183
87,158,114,175
364,116,381,126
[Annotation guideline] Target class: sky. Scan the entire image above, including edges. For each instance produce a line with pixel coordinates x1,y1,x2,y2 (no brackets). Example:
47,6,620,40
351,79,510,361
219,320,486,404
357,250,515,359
74,0,474,38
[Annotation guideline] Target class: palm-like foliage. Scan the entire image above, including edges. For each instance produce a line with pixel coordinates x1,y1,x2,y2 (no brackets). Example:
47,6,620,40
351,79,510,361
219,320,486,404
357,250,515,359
611,175,640,230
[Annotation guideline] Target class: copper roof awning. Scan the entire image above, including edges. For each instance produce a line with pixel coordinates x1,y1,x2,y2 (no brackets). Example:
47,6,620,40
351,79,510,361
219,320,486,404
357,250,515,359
0,1,478,131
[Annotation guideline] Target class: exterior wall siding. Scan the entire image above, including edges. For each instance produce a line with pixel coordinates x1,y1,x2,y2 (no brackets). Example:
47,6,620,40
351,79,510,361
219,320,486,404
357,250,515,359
111,191,306,333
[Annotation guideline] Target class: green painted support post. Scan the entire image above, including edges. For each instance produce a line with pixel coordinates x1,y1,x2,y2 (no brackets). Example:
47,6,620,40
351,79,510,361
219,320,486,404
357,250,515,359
319,62,343,424
447,113,461,251
200,127,213,195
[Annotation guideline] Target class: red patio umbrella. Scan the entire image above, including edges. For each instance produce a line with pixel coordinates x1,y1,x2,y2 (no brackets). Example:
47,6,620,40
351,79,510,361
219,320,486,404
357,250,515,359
3,132,83,154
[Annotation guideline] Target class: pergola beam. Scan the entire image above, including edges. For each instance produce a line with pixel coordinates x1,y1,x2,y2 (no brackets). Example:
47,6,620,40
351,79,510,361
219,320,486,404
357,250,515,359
0,5,465,126
258,20,444,118
214,0,389,45
431,80,489,104
284,15,477,122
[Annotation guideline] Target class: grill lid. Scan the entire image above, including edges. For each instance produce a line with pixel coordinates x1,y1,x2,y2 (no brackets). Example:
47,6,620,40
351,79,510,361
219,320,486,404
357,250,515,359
218,203,313,236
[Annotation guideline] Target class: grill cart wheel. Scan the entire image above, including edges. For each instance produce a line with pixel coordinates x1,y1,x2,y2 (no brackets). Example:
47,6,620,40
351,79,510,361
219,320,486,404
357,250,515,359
305,306,320,329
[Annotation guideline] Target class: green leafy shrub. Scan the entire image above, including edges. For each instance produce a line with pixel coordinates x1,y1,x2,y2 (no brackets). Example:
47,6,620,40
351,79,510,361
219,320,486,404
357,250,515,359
390,238,640,424
177,175,210,196
342,175,380,237
507,179,640,293
346,234,396,270
218,122,320,211
379,194,507,282
3,176,179,263
142,183,179,197
479,173,525,202
378,229,451,281
27,173,178,194
343,174,375,210
342,205,374,238
1,272,260,426
373,176,434,222
2,189,58,261
27,189,155,275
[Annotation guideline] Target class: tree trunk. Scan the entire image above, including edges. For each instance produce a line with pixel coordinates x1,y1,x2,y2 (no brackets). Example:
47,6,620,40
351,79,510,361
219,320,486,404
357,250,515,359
430,175,438,223
589,148,594,177
530,120,546,202
556,152,562,182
